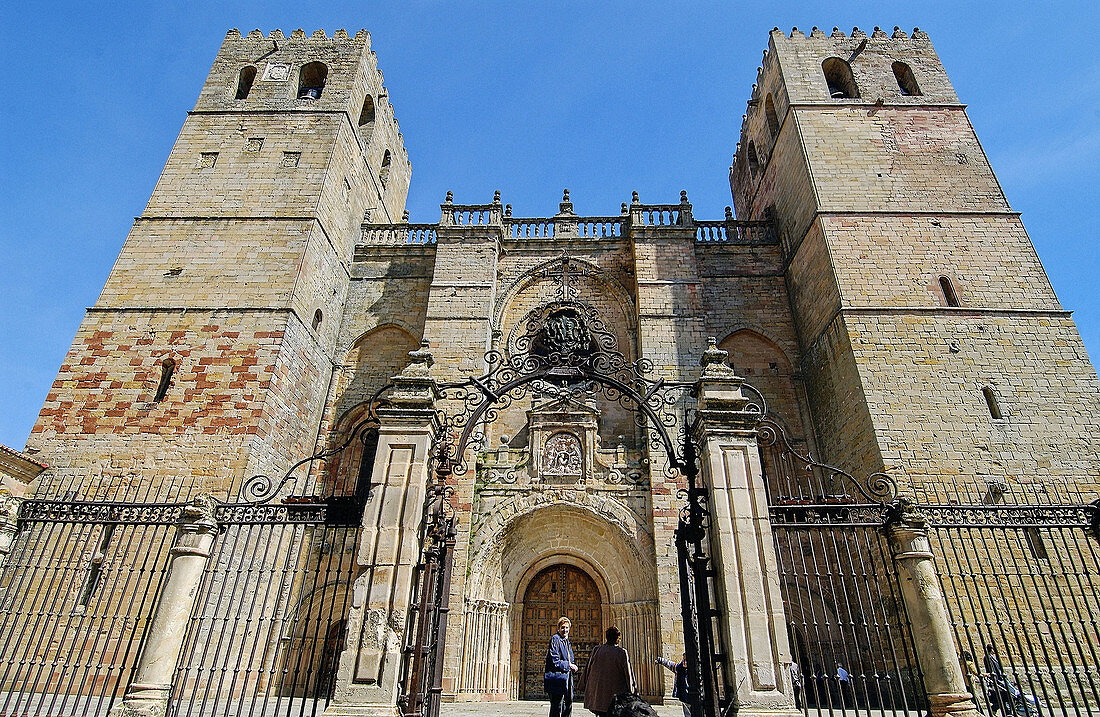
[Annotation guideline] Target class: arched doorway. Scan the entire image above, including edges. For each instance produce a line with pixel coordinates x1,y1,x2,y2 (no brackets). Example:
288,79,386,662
520,564,602,699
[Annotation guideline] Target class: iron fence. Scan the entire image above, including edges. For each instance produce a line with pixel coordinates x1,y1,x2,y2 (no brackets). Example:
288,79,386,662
926,492,1100,717
759,419,927,717
171,520,359,717
0,467,361,717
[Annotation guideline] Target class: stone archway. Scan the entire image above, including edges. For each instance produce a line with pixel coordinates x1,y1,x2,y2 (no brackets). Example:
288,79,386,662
455,500,663,701
520,564,603,700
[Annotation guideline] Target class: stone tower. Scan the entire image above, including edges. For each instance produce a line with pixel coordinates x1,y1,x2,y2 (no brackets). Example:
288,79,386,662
26,29,411,498
729,26,1100,500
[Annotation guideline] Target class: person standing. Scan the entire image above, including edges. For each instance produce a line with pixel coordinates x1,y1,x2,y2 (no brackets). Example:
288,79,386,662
582,627,635,717
790,661,803,710
655,653,692,717
545,617,579,717
835,663,853,707
960,650,984,714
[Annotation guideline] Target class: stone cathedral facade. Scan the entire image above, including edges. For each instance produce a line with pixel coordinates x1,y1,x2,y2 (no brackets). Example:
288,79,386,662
18,25,1100,712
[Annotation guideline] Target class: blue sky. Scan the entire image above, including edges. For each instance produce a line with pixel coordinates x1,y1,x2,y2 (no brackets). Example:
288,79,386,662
1,1,1097,449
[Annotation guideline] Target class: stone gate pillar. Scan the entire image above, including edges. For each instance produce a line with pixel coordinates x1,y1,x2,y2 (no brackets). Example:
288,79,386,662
884,502,980,717
327,346,440,717
110,496,219,717
692,340,799,717
0,490,21,566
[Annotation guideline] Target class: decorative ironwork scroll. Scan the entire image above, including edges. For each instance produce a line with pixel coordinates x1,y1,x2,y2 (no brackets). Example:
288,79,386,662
399,439,458,717
438,295,699,476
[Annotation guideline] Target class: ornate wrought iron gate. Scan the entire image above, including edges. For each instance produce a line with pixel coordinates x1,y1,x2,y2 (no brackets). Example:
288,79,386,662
758,420,927,717
398,461,457,717
0,472,361,717
925,491,1100,717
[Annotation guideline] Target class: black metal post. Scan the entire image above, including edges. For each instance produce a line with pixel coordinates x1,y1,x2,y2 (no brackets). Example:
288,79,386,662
675,431,725,717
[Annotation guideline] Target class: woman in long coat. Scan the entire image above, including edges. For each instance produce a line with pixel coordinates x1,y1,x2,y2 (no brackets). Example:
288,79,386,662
582,627,635,716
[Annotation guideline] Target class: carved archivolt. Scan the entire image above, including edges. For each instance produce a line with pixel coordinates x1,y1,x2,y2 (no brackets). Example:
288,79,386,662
466,489,655,603
494,255,637,337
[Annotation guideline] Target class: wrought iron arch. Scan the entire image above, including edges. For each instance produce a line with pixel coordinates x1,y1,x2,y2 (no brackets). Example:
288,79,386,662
435,297,721,477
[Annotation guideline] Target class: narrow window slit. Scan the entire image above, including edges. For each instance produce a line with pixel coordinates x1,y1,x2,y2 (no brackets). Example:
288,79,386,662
982,386,1002,419
939,276,960,307
154,358,175,402
76,524,115,611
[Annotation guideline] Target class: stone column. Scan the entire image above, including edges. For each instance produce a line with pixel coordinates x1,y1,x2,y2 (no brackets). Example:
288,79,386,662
110,496,218,717
884,502,980,717
327,346,439,717
692,340,799,717
0,490,21,566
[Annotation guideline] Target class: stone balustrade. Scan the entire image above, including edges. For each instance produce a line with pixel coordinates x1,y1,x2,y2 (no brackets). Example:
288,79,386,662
358,200,774,247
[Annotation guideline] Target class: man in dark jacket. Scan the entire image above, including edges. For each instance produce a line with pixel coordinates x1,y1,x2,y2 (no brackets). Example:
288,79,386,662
583,627,635,717
546,617,579,717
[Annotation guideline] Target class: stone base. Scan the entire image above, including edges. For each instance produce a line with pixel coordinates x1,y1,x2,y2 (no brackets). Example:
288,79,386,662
322,703,401,717
928,692,981,717
734,707,802,717
108,698,167,717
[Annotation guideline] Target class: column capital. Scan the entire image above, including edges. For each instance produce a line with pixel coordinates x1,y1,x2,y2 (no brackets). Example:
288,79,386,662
171,495,219,558
884,498,934,559
386,342,440,412
694,337,759,432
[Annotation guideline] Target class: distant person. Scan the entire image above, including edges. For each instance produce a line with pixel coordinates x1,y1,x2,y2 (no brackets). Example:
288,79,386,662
790,661,803,709
545,617,579,717
655,653,691,717
835,663,853,706
984,644,1005,678
583,627,635,716
960,650,984,713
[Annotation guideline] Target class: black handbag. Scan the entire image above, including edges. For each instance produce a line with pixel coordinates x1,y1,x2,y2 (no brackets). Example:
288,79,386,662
544,670,570,695
608,692,658,717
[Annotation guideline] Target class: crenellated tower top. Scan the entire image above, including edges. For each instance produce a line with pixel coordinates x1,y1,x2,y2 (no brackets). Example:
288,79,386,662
195,28,410,172
730,25,962,221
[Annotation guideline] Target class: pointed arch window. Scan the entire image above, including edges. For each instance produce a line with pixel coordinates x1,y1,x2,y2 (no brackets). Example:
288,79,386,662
822,57,859,99
235,66,257,100
893,61,921,96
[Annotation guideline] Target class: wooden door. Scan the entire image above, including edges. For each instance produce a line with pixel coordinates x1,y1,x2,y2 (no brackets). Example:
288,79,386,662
521,564,602,699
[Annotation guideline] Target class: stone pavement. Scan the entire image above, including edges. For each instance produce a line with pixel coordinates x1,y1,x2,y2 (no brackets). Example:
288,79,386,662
439,701,686,717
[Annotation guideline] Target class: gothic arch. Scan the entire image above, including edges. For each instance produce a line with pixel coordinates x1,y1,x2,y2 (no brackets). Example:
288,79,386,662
719,328,804,438
339,321,421,364
718,327,794,373
333,324,419,422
